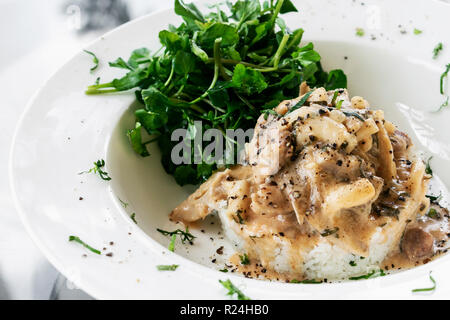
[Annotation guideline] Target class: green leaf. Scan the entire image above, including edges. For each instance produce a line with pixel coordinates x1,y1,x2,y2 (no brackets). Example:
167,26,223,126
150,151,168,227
159,30,182,52
231,0,261,23
197,163,214,182
280,0,298,13
174,165,198,186
199,23,239,48
109,57,132,70
128,48,151,68
127,122,150,157
231,64,268,95
174,51,196,75
135,109,168,133
325,69,347,90
174,0,205,22
141,86,173,111
110,68,150,91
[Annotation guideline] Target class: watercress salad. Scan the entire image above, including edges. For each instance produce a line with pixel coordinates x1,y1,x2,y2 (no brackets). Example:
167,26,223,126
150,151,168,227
86,0,347,186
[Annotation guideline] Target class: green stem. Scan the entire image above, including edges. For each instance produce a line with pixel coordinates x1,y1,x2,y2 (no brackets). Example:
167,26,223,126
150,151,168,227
190,38,222,105
262,33,290,72
164,59,175,87
285,29,304,52
85,88,118,95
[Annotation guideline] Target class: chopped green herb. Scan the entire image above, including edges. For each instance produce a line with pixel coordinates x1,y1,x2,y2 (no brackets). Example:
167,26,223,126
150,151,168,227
433,42,443,59
437,96,449,112
79,159,111,181
168,234,177,252
427,208,440,219
331,91,339,105
343,111,365,121
262,109,279,120
286,91,313,114
426,193,442,203
130,213,137,224
320,227,339,237
336,100,343,110
219,268,228,273
68,235,101,255
349,269,386,280
235,210,245,224
118,198,129,208
425,156,433,176
239,253,250,265
157,227,196,252
85,0,347,186
349,261,357,267
440,63,450,95
157,264,179,271
412,272,436,293
413,28,422,35
355,28,365,37
291,279,322,284
83,50,99,72
219,279,250,300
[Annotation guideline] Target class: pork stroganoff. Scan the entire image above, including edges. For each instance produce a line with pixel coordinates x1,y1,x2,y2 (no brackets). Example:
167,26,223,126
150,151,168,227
170,84,449,281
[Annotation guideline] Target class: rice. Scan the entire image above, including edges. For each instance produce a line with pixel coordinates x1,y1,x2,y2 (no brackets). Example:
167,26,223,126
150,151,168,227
217,205,396,281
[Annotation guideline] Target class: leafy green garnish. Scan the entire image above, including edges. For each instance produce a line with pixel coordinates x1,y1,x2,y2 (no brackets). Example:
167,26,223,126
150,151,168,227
239,253,250,265
84,50,99,72
118,198,129,208
79,159,111,181
425,156,433,176
437,95,449,112
68,235,101,255
355,28,365,37
285,90,313,114
130,213,137,224
440,63,450,95
127,122,150,157
427,208,440,219
157,227,196,252
219,279,251,300
349,261,357,267
157,264,179,271
433,42,443,59
412,272,436,293
413,28,422,35
290,279,322,284
235,210,245,224
343,111,365,121
426,193,442,203
219,268,229,273
349,269,386,280
85,0,347,186
320,227,339,237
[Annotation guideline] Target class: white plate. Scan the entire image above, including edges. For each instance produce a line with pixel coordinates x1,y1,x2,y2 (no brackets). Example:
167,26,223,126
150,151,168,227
10,0,450,299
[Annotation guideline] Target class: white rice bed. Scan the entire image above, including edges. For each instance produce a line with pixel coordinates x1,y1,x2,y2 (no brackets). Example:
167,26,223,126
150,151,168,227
218,206,392,281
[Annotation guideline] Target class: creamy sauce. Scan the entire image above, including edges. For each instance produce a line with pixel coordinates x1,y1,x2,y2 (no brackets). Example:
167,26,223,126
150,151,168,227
170,85,448,281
